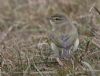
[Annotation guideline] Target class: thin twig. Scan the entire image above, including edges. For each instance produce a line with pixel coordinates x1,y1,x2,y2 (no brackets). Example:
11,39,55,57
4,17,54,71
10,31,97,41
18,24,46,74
89,3,96,13
33,62,44,76
84,51,100,58
94,7,100,15
0,26,13,43
23,55,31,76
0,55,2,76
81,61,96,76
80,40,91,60
30,56,44,76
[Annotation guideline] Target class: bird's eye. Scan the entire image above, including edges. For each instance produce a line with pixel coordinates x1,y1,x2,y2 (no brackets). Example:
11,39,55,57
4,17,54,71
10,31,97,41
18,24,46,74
53,17,62,21
54,17,61,20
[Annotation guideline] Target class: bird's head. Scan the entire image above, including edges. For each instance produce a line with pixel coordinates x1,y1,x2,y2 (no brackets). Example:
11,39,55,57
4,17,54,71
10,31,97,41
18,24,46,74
47,14,71,31
48,14,68,25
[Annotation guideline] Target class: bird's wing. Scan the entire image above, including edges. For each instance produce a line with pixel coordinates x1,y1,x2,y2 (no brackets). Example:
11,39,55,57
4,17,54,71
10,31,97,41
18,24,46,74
62,34,78,49
49,31,77,49
54,35,75,49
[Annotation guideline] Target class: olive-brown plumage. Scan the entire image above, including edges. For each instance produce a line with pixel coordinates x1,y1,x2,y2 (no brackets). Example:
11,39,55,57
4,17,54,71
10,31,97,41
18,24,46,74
48,14,79,66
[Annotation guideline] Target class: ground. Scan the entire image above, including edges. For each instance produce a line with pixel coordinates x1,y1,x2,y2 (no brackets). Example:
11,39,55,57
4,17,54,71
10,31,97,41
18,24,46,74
0,0,100,76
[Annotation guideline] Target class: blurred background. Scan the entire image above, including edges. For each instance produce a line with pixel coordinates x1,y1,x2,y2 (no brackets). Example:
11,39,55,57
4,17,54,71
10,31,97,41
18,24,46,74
0,0,100,76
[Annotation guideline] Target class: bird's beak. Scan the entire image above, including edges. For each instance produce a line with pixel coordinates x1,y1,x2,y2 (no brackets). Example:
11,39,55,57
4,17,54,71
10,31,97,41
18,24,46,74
46,17,51,24
46,17,51,20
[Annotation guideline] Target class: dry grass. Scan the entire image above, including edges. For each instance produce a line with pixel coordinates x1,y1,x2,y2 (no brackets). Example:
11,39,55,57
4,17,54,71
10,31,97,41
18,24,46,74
0,0,100,76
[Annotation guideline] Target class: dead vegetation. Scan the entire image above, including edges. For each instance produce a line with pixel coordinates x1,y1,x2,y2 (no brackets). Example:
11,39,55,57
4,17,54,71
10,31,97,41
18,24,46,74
0,0,100,76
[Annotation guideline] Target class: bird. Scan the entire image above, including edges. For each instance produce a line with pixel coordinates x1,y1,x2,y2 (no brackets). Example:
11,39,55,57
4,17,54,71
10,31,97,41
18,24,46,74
48,14,79,66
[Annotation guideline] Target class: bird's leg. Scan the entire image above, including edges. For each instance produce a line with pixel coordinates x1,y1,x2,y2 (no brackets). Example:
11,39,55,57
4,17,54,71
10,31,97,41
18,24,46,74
56,57,64,66
73,38,79,52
